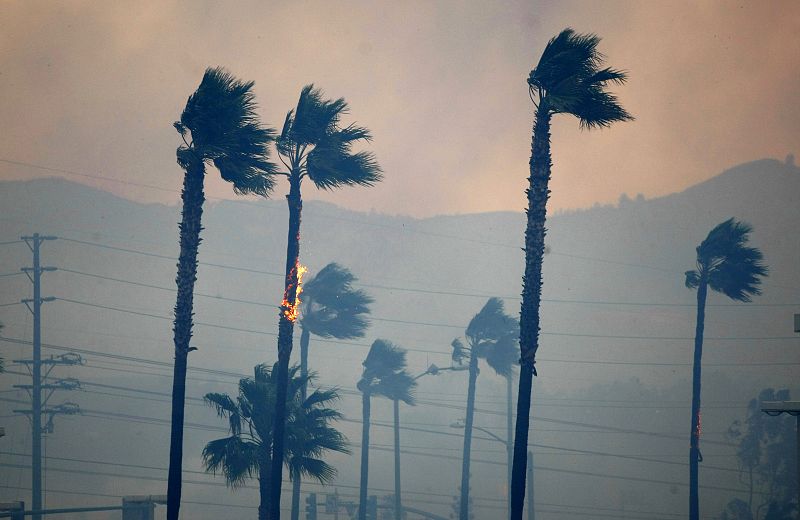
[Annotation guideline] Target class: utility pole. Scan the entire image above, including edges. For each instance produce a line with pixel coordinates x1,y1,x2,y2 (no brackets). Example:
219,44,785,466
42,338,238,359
12,234,81,520
526,451,534,520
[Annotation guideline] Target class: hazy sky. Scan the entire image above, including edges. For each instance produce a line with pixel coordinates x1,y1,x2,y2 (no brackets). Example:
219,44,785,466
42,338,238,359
1,0,798,217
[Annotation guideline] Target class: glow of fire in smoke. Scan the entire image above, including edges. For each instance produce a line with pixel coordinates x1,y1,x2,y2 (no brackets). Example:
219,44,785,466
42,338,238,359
281,262,308,322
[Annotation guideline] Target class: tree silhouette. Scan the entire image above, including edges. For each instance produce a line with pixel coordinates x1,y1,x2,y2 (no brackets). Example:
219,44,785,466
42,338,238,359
357,340,415,520
291,262,372,520
453,298,518,520
270,85,381,520
685,218,767,520
722,389,797,520
203,364,348,520
168,67,276,520
511,29,632,519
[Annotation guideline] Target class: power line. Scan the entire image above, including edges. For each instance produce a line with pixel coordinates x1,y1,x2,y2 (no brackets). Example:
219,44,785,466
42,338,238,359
0,335,771,444
54,295,800,343
55,236,800,308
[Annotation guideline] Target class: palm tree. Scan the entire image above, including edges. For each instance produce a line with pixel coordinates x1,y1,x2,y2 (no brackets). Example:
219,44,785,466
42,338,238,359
357,340,415,520
203,364,349,520
684,218,767,520
511,29,632,519
291,262,372,520
453,298,518,520
168,67,277,520
299,262,373,396
269,85,382,520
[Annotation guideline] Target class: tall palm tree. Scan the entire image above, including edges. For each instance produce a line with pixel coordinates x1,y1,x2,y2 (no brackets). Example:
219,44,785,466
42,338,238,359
684,218,767,520
511,29,632,519
168,67,277,520
270,86,382,520
203,364,349,520
291,262,372,520
453,298,518,520
357,340,415,520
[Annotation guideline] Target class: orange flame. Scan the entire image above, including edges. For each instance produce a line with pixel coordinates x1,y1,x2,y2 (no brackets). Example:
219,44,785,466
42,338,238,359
281,262,308,322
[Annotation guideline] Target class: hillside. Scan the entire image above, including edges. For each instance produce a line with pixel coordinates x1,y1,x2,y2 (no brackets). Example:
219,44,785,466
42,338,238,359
0,157,798,519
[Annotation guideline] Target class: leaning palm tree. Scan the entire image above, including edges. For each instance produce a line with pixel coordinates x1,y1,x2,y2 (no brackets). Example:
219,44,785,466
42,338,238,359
299,262,373,396
291,262,372,520
453,298,518,520
203,364,349,520
168,67,277,520
357,340,415,520
684,218,767,520
269,86,382,519
511,29,632,519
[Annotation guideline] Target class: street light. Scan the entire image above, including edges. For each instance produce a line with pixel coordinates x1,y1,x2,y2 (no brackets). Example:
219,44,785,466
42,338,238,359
760,400,800,513
414,363,468,381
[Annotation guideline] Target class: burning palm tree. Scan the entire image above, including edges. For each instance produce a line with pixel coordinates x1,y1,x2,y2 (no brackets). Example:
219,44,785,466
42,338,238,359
511,29,632,519
168,67,276,520
684,218,767,520
269,85,382,519
290,262,372,520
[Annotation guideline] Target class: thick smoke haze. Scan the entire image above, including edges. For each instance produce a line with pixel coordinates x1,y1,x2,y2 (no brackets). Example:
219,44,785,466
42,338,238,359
1,2,798,520
0,1,798,216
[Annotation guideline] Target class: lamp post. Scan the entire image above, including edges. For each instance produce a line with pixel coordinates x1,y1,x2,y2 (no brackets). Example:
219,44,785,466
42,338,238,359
760,399,800,512
451,419,511,519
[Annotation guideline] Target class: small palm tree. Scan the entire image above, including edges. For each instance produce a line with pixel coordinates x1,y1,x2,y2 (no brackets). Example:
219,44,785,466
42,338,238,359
203,364,349,520
453,298,518,520
684,218,767,520
511,29,632,519
357,340,415,520
270,86,382,520
168,67,277,520
291,262,372,520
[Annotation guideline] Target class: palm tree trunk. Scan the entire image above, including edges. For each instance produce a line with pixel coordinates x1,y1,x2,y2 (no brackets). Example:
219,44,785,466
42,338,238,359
167,161,205,520
299,326,311,401
459,351,480,520
290,470,301,520
291,325,311,520
689,278,708,520
511,106,551,520
270,175,303,520
394,399,402,520
358,392,371,520
259,456,272,520
506,375,513,519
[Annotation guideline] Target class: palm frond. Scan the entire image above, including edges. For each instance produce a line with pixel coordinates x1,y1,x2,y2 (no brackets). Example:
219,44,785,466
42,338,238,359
484,333,519,378
685,270,701,290
204,392,242,435
466,298,518,344
201,436,260,489
375,370,417,405
306,146,382,190
573,87,633,129
362,339,407,377
291,85,348,146
287,456,338,484
451,338,468,366
179,67,278,195
527,29,632,128
691,218,768,302
301,263,373,339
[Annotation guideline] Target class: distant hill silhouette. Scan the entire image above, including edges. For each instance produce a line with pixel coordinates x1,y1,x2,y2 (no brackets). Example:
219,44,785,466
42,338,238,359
0,157,797,516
